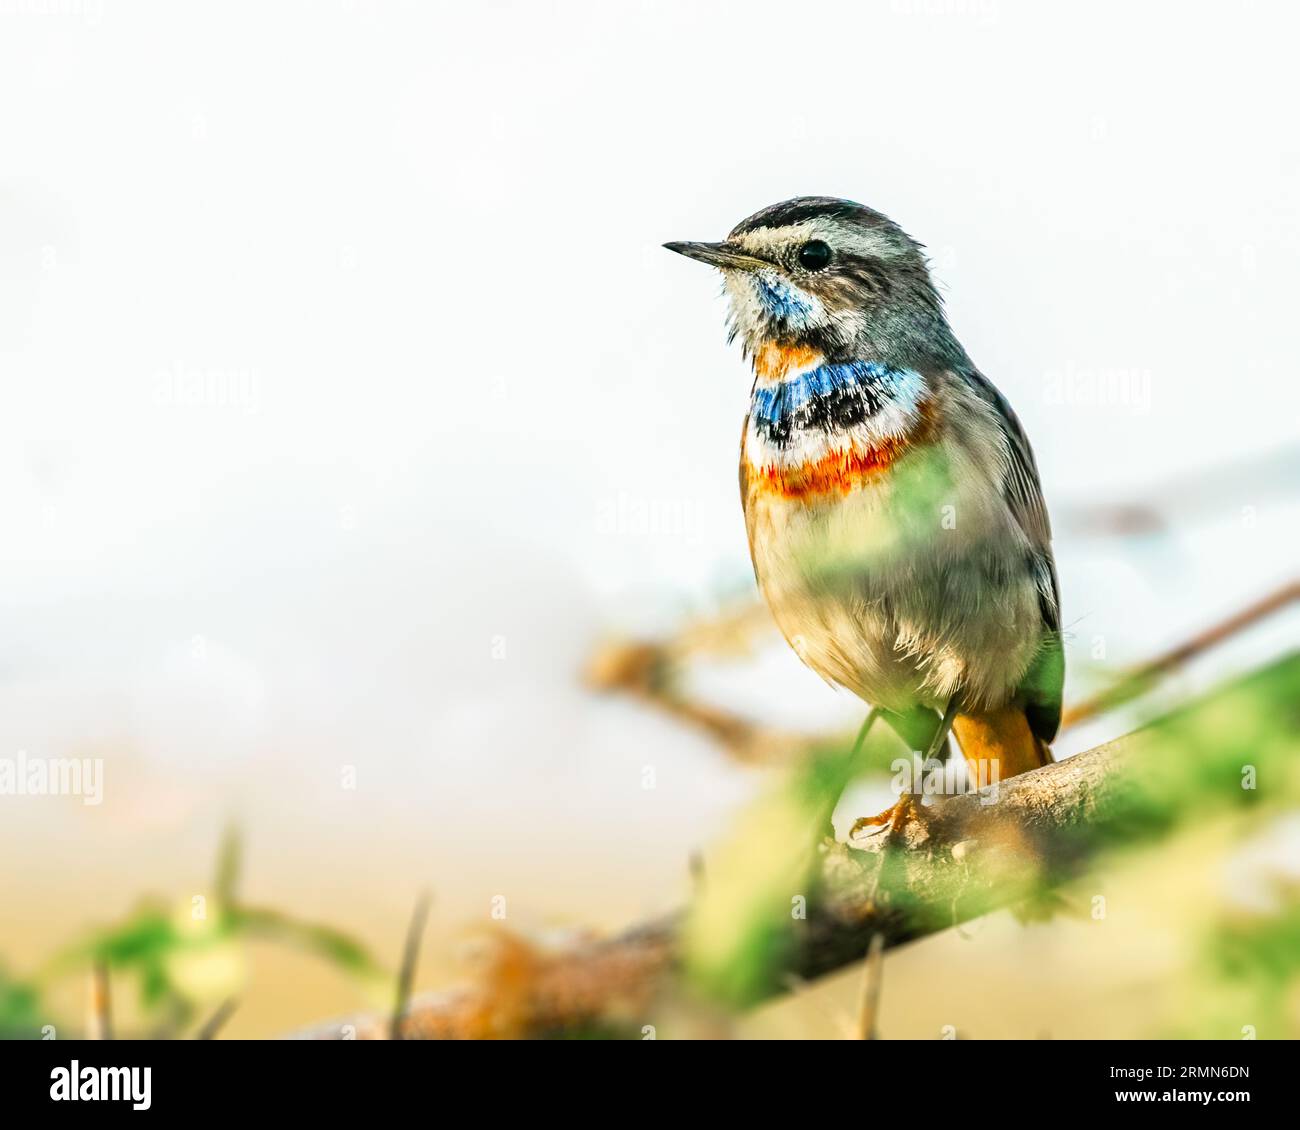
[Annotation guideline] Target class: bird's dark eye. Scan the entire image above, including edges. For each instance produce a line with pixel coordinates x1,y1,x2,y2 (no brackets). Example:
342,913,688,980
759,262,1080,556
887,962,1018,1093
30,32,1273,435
797,240,832,271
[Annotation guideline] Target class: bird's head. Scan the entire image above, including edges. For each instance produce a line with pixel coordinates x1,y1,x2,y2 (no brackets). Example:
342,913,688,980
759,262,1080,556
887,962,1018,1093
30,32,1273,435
665,196,965,373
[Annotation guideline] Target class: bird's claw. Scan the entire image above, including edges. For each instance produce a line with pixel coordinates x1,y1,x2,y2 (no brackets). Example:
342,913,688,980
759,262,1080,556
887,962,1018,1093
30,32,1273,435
850,794,927,843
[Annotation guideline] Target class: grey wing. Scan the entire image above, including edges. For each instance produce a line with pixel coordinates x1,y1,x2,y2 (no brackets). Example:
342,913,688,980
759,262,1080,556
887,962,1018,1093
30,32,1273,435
962,369,1064,743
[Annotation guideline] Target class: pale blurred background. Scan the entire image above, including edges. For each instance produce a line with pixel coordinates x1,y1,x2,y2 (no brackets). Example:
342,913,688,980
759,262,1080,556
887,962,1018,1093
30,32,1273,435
1,0,1297,1036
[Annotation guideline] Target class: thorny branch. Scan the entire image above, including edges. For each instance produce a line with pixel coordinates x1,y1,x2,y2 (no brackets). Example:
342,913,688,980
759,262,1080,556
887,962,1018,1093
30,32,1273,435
293,729,1138,1039
289,600,1297,1040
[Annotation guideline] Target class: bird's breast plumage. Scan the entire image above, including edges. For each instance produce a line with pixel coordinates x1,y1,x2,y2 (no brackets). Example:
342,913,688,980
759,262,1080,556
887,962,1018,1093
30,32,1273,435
740,350,1050,715
743,347,933,502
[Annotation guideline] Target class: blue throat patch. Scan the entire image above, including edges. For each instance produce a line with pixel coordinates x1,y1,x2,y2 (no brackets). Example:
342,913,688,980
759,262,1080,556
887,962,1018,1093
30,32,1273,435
751,361,923,429
755,275,814,327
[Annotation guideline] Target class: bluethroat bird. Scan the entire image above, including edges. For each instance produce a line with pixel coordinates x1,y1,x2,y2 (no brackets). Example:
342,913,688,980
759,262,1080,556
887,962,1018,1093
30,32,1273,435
665,197,1063,831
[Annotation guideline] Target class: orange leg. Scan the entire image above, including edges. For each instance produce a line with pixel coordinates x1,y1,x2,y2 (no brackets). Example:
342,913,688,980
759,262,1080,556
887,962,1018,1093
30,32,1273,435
952,705,1051,786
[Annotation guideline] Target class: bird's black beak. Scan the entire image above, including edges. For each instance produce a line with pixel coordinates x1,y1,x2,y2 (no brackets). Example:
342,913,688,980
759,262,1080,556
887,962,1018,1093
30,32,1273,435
663,241,769,271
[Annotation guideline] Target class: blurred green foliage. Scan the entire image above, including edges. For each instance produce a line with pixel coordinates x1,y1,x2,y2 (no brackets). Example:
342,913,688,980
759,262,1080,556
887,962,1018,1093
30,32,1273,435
26,828,389,1038
682,736,859,1005
684,652,1300,1026
0,968,46,1039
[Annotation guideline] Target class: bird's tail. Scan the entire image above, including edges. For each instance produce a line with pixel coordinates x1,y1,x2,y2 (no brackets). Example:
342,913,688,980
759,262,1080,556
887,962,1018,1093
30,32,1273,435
952,704,1052,785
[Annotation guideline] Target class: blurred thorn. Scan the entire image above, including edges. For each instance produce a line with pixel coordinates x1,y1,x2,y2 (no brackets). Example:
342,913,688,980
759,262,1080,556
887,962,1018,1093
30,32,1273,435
1061,502,1165,537
583,639,664,695
145,998,189,1040
855,933,885,1041
214,823,243,906
1062,579,1300,728
88,961,112,1040
390,890,434,1040
195,998,239,1040
849,707,878,761
689,850,705,892
953,885,980,940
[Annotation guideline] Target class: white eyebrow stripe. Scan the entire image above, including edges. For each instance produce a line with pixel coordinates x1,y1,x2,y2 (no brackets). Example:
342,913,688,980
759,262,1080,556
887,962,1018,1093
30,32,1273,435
733,223,905,261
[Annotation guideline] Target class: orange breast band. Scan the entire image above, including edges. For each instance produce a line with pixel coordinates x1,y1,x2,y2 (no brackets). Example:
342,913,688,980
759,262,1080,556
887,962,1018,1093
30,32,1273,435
753,341,821,381
754,441,907,500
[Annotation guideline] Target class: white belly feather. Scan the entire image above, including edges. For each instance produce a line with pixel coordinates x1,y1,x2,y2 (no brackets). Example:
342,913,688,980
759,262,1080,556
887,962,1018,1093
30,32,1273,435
743,372,1045,714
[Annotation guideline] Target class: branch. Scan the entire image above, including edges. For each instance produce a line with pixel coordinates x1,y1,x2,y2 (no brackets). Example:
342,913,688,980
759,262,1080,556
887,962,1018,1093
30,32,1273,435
292,730,1134,1039
1060,579,1298,726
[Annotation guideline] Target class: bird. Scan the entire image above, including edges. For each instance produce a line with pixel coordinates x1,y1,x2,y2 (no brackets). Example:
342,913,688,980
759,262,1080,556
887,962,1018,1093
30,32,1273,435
664,196,1063,832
